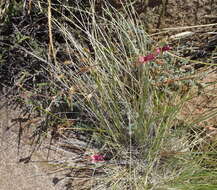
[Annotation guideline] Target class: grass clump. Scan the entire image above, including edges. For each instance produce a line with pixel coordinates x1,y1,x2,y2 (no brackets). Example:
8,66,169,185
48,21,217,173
41,2,212,189
2,0,217,189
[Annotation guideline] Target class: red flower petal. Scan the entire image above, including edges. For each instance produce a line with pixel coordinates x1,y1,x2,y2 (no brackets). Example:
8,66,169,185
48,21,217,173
138,56,145,63
145,53,155,61
91,154,105,162
138,54,155,63
137,45,171,64
162,45,172,52
155,47,161,54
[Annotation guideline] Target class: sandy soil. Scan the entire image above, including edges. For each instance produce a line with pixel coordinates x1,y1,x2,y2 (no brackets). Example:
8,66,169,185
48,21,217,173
0,100,57,190
0,97,99,190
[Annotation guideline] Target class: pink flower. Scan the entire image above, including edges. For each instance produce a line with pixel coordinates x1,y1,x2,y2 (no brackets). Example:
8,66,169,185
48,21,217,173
138,56,146,63
162,45,172,52
90,154,105,162
155,47,162,54
138,45,172,64
155,45,172,54
138,53,155,63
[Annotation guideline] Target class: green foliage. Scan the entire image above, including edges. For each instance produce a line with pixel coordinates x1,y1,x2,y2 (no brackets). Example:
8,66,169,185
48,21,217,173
0,0,23,22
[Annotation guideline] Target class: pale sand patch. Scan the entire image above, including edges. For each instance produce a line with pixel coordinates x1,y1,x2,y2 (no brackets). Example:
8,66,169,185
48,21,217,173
0,101,56,190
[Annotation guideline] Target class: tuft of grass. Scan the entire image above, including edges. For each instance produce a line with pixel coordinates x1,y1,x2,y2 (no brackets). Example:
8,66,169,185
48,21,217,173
6,0,217,189
42,1,217,189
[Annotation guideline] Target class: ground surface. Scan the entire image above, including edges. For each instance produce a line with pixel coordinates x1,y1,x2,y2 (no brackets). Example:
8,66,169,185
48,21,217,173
0,97,100,190
0,100,56,190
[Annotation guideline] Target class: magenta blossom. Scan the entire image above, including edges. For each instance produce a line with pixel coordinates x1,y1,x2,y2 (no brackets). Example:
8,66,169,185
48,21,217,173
90,154,105,162
138,45,172,63
155,47,162,54
155,45,172,54
162,45,172,52
138,53,155,63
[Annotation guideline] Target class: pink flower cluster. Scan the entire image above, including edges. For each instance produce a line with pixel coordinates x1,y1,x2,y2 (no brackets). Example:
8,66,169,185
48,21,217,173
90,154,105,162
138,45,172,63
